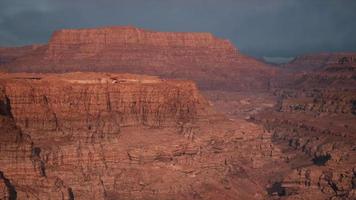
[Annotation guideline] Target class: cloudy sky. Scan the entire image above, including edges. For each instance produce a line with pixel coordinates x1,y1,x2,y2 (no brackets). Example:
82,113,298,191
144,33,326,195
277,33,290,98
0,0,355,58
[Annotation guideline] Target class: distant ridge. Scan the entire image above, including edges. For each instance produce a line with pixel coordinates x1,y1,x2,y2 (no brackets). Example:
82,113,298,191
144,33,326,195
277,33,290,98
0,25,276,91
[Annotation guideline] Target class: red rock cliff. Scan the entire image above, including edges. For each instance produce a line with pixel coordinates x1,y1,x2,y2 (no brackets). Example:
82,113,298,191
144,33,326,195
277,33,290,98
49,26,236,49
0,26,276,91
0,72,283,199
2,72,210,136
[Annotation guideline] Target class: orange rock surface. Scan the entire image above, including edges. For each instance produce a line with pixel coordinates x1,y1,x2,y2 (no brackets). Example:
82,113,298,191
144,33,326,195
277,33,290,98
0,72,283,199
1,26,355,200
0,26,276,91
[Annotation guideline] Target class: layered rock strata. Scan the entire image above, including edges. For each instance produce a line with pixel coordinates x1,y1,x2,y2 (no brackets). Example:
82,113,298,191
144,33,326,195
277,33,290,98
254,63,356,199
0,26,276,91
0,84,74,199
0,72,282,199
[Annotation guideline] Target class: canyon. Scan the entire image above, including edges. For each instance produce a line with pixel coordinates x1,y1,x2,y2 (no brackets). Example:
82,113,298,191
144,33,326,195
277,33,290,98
0,26,355,200
255,53,356,199
0,72,285,199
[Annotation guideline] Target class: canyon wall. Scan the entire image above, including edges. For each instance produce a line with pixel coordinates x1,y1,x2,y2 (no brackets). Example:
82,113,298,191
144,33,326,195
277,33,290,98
0,72,283,200
0,82,75,199
254,60,356,199
3,72,209,136
0,26,276,91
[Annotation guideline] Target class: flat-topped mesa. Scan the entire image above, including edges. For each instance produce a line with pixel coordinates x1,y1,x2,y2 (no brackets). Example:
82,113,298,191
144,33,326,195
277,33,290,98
49,26,236,49
0,72,214,140
46,26,238,60
0,26,275,91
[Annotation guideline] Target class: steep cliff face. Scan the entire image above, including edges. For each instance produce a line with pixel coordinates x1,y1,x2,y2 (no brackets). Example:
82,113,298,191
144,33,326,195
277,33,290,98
47,26,236,52
0,72,284,200
0,26,276,91
0,84,74,199
3,72,209,138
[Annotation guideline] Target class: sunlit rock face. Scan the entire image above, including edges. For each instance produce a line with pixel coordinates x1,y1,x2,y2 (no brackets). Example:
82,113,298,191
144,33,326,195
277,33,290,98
0,26,276,91
3,72,208,135
0,72,284,200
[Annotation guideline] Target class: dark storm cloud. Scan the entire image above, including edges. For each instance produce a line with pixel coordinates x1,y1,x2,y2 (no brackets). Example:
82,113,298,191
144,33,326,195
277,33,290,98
1,0,356,57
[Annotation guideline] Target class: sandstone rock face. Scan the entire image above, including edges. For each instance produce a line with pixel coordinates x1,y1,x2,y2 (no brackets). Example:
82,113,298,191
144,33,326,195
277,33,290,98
0,72,283,200
2,26,355,200
0,84,74,199
0,26,276,91
3,72,209,136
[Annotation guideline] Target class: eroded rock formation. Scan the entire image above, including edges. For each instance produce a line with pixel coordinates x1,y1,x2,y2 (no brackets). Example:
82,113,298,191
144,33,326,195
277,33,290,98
0,72,284,199
0,26,276,91
1,26,355,200
254,58,356,199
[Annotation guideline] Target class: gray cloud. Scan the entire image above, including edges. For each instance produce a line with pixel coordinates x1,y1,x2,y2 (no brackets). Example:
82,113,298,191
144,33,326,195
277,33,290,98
0,0,356,58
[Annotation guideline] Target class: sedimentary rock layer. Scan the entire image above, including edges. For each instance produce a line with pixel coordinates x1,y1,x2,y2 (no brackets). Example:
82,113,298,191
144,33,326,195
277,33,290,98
0,26,276,91
254,62,356,199
2,72,209,136
0,72,282,199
